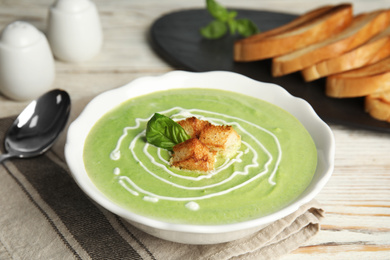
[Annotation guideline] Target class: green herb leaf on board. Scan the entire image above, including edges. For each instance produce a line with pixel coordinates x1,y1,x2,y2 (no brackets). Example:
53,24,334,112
200,0,259,39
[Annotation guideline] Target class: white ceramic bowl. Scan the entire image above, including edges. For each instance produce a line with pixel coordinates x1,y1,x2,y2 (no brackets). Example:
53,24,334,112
65,71,335,244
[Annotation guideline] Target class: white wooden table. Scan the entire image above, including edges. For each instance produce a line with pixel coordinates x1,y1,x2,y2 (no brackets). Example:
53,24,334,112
1,1,389,259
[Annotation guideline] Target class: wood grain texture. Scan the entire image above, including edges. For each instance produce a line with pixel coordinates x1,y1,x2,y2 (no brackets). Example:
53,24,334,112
0,1,389,259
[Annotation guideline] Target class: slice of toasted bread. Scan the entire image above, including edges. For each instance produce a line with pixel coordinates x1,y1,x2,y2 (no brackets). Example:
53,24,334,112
234,4,352,62
365,90,390,122
326,56,390,98
302,25,390,81
237,5,334,42
272,9,390,77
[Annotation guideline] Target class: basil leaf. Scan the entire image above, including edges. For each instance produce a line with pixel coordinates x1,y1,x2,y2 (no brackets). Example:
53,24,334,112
236,19,259,37
227,19,238,35
200,20,227,39
145,113,191,151
200,0,259,39
206,0,229,21
228,10,237,20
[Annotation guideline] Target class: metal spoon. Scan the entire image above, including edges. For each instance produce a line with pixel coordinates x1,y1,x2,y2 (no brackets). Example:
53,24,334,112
0,89,71,163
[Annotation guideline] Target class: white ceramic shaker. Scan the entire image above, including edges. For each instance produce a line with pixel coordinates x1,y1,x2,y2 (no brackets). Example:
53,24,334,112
0,21,55,101
47,0,103,63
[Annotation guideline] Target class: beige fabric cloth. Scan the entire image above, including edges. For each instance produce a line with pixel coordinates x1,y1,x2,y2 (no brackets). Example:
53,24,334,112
0,100,324,259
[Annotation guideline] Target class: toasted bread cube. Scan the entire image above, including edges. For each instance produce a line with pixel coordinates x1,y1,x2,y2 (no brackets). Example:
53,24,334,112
199,124,241,158
170,138,215,173
177,117,210,138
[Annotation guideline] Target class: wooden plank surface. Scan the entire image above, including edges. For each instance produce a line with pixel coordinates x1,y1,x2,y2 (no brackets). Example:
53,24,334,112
0,1,389,259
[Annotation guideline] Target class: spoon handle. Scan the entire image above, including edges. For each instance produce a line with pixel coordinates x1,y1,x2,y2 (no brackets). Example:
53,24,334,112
0,153,13,164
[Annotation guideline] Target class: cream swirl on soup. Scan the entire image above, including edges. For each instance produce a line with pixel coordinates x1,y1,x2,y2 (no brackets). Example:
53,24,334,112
108,107,281,210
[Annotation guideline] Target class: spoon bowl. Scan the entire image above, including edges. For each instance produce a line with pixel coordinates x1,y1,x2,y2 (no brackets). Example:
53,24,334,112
0,89,71,163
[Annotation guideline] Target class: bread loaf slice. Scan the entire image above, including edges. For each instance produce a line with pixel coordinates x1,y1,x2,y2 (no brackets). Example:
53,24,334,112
326,56,390,98
233,4,353,62
302,26,390,81
365,90,390,122
237,5,334,42
272,9,390,77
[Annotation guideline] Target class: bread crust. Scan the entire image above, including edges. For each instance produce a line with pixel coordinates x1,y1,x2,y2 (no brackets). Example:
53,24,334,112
328,55,390,78
365,91,390,122
326,57,390,97
234,4,352,62
326,72,390,97
272,9,390,77
302,26,390,81
236,5,333,43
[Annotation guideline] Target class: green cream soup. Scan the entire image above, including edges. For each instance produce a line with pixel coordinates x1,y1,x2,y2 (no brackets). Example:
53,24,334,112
83,88,317,225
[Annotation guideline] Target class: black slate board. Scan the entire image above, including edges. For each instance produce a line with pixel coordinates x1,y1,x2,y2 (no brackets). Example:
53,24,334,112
150,9,390,133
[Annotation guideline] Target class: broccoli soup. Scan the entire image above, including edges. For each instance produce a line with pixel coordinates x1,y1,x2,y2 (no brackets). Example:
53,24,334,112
83,88,317,225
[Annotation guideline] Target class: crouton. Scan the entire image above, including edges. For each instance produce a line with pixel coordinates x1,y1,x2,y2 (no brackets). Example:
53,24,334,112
170,117,241,173
170,138,216,173
177,117,211,138
199,124,241,158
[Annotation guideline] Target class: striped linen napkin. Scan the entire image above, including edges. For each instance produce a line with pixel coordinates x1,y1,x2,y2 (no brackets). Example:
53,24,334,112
0,116,323,260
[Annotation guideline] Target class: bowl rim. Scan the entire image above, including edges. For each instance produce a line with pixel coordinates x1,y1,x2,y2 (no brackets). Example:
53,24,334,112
65,70,335,234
